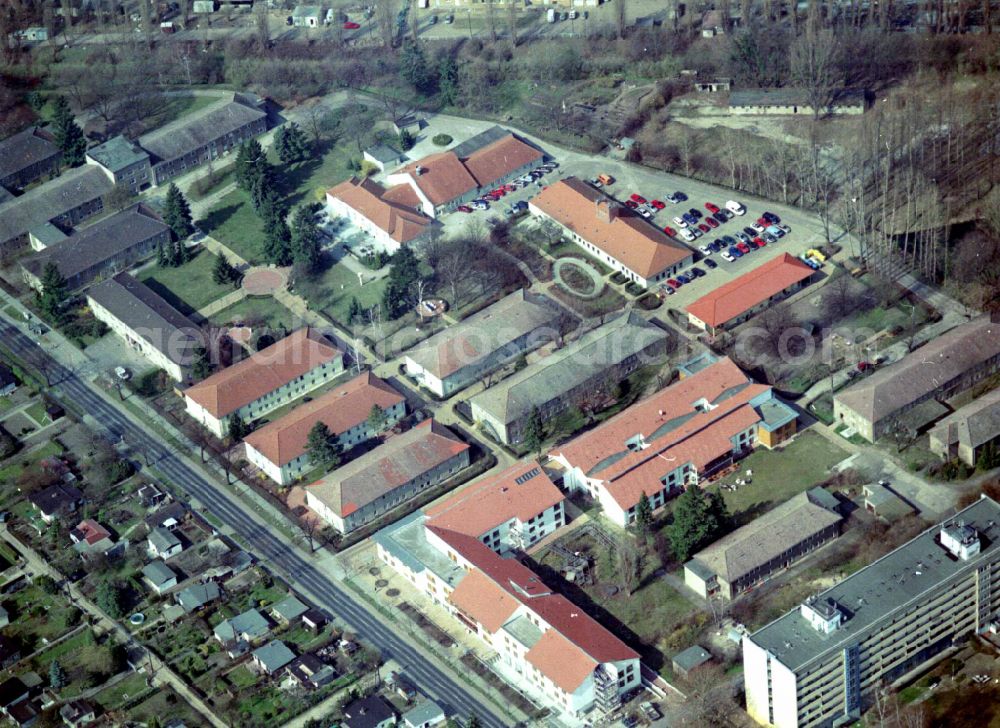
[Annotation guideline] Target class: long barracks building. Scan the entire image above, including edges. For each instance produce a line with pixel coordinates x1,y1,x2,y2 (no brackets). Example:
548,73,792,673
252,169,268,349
743,495,1000,728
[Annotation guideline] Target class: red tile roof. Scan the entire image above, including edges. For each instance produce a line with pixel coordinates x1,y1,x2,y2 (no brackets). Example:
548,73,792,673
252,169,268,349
306,419,469,517
530,178,692,279
424,461,564,538
381,183,422,209
463,135,544,188
553,358,771,510
243,371,404,467
437,525,638,692
184,329,342,419
685,253,814,328
73,519,111,546
326,177,431,244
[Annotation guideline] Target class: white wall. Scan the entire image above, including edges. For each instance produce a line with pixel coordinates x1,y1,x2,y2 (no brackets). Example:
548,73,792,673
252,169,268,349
88,297,187,382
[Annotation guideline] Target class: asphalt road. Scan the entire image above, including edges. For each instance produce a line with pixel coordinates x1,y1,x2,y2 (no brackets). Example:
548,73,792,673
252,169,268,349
0,317,507,728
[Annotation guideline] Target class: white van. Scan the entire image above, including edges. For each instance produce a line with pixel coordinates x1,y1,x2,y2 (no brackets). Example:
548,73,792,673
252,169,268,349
726,200,746,216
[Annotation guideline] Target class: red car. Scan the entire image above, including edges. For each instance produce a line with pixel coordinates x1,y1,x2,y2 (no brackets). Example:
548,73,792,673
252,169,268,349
457,205,473,213
666,278,682,290
625,200,639,209
503,184,516,192
343,21,361,29
651,200,666,210
697,223,711,234
752,237,766,248
737,242,751,254
630,194,647,204
757,217,770,227
705,217,720,229
705,202,721,214
663,226,677,237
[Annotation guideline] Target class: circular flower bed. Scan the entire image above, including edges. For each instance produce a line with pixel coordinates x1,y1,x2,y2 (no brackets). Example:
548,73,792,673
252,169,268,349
432,134,453,146
553,258,605,300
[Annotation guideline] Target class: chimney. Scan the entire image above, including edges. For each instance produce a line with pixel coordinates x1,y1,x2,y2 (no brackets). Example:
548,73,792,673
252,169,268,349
596,198,617,223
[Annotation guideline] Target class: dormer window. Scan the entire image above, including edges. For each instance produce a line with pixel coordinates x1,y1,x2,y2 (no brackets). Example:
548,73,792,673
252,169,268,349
692,397,715,413
625,435,646,452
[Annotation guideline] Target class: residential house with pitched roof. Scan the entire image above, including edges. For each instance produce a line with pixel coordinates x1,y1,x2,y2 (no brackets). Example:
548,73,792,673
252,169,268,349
243,371,404,484
86,273,202,381
928,387,1000,467
384,126,544,217
325,176,434,254
834,315,1000,442
529,177,693,288
374,462,638,718
85,135,152,193
404,289,561,398
137,92,267,187
69,519,116,556
550,356,798,526
341,695,397,728
142,561,178,594
213,608,271,650
683,489,842,600
469,311,670,445
183,329,344,438
27,483,83,523
0,126,60,193
685,253,815,334
305,419,471,534
21,204,172,292
252,640,296,675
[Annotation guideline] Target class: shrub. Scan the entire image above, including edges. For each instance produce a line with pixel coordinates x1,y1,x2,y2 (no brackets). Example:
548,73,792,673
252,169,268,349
104,459,136,485
609,271,627,284
359,160,379,177
431,134,453,146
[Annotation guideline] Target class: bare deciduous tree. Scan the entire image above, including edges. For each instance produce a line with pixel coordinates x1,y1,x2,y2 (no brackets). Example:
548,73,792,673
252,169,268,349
789,28,842,121
373,0,397,48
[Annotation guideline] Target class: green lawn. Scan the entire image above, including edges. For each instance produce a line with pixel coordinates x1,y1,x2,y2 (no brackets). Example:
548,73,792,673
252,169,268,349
271,141,354,211
210,296,296,332
94,673,151,710
297,262,388,328
228,664,260,689
715,430,849,522
127,686,205,727
23,401,48,426
198,192,268,264
4,584,82,649
0,440,65,485
139,250,236,316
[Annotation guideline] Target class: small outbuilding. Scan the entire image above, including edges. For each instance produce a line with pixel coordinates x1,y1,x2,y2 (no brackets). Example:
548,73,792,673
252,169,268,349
672,645,712,677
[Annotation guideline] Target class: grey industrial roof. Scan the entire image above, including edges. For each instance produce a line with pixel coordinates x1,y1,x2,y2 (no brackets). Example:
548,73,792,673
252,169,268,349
835,316,1000,425
805,486,840,513
672,645,712,672
364,143,404,164
138,94,267,164
0,126,60,182
686,490,842,584
142,560,177,587
0,165,113,244
450,125,515,159
22,205,170,288
86,272,201,365
862,482,912,519
729,88,867,107
252,640,296,673
930,387,1000,450
405,289,560,380
748,496,1000,672
503,613,543,649
86,135,149,173
469,311,668,427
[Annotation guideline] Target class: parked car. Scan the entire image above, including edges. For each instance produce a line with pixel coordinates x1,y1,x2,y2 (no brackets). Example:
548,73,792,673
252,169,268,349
705,202,721,214
705,217,720,229
343,20,361,29
679,229,696,242
697,223,711,234
722,235,738,246
689,267,706,277
721,250,736,262
682,213,698,225
667,278,682,289
689,227,704,238
625,200,639,209
704,258,718,269
637,207,652,219
687,208,702,219
640,702,662,722
590,178,603,188
699,245,712,255
751,237,766,248
728,246,743,258
630,193,647,203
766,225,784,238
457,205,473,213
651,199,666,210
663,226,677,237
763,211,781,223
675,191,688,201
665,192,681,204
726,199,746,215
737,241,751,254
676,274,691,284
672,216,688,228
762,232,777,244
713,212,729,225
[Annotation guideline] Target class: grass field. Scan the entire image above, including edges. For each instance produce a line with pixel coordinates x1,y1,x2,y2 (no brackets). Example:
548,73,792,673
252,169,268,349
140,250,236,315
198,192,268,264
272,140,354,211
210,296,295,332
94,673,150,710
715,430,849,522
297,262,388,328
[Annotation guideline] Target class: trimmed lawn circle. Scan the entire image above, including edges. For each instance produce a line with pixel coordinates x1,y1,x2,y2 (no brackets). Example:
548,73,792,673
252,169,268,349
553,258,604,300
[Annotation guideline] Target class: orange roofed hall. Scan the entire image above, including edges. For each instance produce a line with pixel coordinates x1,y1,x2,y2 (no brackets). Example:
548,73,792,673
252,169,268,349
183,329,344,438
242,371,406,486
373,462,640,717
685,253,815,333
550,355,798,526
528,177,693,288
325,176,434,254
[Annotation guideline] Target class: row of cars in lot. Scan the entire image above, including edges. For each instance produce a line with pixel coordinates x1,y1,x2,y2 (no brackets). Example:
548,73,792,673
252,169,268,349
457,162,560,215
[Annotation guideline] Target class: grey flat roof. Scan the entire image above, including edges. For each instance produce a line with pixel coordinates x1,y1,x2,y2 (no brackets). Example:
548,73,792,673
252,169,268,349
450,125,513,159
835,316,1000,425
748,496,1000,672
86,135,149,173
373,511,466,587
22,205,170,287
0,126,60,182
138,94,266,165
469,311,668,427
503,613,543,649
730,88,867,107
364,143,404,164
0,165,113,244
688,490,841,584
86,272,200,365
673,645,712,671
